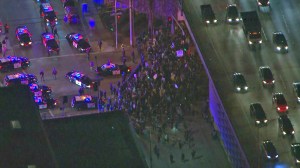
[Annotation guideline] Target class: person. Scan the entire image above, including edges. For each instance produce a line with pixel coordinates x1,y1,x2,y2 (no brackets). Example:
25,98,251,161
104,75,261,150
0,42,2,53
131,50,135,63
53,27,58,37
169,154,174,163
4,23,9,34
79,87,84,95
2,41,6,56
98,39,102,51
52,67,57,79
191,150,196,159
40,70,45,81
122,56,126,65
86,48,91,60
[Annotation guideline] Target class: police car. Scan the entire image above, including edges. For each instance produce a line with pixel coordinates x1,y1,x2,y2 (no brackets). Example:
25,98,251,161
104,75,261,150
29,83,52,97
41,33,60,55
65,71,94,88
4,73,37,86
34,96,57,109
0,56,30,72
40,3,58,26
65,33,91,52
96,62,131,76
71,95,97,110
64,6,80,24
15,26,32,46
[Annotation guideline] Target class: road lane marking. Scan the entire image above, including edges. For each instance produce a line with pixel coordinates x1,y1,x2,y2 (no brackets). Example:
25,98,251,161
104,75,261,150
278,74,287,90
261,28,268,41
281,12,290,34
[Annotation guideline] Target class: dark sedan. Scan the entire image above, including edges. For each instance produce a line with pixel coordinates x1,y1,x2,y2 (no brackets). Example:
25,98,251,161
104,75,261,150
232,72,248,92
273,32,288,53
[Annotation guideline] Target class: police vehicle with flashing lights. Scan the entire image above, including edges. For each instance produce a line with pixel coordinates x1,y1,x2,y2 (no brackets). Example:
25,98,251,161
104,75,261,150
40,3,58,26
65,71,94,88
34,96,57,109
29,83,52,97
15,26,32,46
65,33,91,52
41,33,60,55
71,95,97,110
4,73,37,86
0,56,30,72
96,62,131,76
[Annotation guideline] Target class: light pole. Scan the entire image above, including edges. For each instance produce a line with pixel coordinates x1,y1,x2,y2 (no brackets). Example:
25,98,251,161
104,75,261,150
115,0,118,49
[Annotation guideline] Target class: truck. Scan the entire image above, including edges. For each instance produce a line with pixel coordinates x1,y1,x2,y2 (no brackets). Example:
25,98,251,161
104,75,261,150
240,11,262,47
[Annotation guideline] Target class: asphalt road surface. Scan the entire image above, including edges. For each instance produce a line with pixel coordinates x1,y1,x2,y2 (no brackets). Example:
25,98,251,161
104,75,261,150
0,0,137,117
186,0,300,167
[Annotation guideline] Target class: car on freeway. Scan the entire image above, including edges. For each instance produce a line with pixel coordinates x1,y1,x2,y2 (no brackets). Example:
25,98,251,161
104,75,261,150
0,56,30,72
272,92,288,113
259,66,275,87
65,33,91,52
261,140,278,161
291,143,300,164
71,95,97,110
257,0,270,7
249,103,267,126
225,4,240,24
232,72,248,92
278,114,294,137
15,26,32,46
34,96,57,109
65,71,94,88
273,32,288,53
96,62,131,76
40,3,58,26
41,33,60,55
29,83,52,97
62,0,75,7
3,73,37,86
64,6,80,24
293,82,300,103
200,4,217,24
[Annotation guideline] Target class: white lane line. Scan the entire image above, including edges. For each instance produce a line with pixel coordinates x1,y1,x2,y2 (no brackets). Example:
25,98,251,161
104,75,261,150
282,13,290,34
48,109,54,117
261,28,268,41
30,52,86,60
278,74,287,90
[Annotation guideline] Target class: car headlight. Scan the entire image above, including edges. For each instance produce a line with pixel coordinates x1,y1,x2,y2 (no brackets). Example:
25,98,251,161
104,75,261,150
292,131,295,134
228,18,232,22
249,41,253,44
283,131,286,135
264,120,268,123
20,43,24,46
55,18,57,21
206,20,210,24
285,46,288,50
28,42,32,45
267,155,271,159
275,154,278,158
214,19,217,23
244,86,248,90
236,87,241,91
267,1,270,4
258,2,262,5
296,159,300,163
272,80,275,83
86,85,91,88
286,106,289,110
46,19,49,22
235,18,239,21
256,120,260,124
297,97,300,102
276,46,281,51
259,40,262,44
263,81,267,84
277,107,281,111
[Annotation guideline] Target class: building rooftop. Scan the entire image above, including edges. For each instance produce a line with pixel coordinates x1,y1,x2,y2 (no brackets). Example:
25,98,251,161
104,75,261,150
43,111,147,168
0,85,58,168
